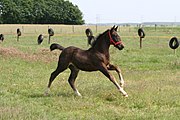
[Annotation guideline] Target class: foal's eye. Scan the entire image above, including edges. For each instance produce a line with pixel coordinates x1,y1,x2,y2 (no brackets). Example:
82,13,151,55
114,34,119,39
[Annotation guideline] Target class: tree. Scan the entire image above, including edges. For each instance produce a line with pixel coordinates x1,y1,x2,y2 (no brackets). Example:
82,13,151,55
0,0,84,24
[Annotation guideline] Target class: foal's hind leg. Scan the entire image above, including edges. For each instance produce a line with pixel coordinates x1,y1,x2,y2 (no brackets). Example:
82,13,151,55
107,64,125,88
68,65,81,96
45,63,68,96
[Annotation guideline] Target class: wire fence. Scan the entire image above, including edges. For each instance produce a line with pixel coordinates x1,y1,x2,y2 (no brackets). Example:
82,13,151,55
0,24,180,39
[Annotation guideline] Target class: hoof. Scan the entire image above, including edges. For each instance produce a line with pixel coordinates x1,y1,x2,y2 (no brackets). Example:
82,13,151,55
124,94,128,97
76,93,82,97
44,88,50,96
44,92,49,96
75,91,82,97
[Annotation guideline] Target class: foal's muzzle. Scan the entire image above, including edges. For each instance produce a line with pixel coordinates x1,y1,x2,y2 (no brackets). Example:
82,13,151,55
116,44,124,50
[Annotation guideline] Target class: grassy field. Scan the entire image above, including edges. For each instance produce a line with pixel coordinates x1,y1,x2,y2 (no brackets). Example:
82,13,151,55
0,25,180,120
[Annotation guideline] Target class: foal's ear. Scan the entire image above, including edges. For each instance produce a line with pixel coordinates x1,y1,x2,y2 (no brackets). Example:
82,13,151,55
110,25,115,32
115,26,118,31
111,25,115,30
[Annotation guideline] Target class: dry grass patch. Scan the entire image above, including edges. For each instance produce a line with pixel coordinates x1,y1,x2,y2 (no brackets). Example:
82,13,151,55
0,46,60,63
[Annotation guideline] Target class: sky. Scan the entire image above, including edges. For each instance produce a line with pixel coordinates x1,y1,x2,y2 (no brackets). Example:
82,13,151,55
69,0,180,24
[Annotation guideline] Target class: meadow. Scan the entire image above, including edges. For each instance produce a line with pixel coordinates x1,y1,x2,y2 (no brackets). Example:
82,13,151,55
0,24,180,120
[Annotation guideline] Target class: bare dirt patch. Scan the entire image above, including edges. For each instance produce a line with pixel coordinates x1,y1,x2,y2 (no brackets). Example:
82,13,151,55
0,47,60,63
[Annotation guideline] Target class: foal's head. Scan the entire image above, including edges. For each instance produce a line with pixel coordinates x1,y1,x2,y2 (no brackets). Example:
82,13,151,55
109,26,124,50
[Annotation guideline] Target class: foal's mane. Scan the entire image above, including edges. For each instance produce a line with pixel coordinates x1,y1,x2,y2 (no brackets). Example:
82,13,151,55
91,29,109,47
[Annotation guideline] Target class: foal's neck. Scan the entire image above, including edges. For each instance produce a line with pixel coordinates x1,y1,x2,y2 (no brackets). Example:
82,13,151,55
93,33,110,56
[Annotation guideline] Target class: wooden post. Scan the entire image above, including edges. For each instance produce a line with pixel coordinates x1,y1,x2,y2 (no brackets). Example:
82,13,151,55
96,25,97,33
140,37,142,49
72,25,75,33
17,28,21,42
17,36,19,42
174,49,176,55
48,35,50,44
138,28,145,49
155,24,157,31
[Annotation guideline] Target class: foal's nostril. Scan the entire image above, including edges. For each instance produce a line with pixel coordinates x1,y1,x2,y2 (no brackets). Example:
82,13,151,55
117,45,124,50
121,46,124,50
121,44,124,49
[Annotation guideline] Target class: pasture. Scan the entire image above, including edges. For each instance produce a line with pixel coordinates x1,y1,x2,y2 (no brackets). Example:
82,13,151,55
0,24,180,120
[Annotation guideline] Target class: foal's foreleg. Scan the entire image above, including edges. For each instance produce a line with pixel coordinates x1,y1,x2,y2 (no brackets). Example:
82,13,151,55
68,65,81,96
99,64,128,97
107,64,125,88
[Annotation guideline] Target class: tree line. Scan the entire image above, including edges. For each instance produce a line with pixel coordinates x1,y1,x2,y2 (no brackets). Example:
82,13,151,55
0,0,84,24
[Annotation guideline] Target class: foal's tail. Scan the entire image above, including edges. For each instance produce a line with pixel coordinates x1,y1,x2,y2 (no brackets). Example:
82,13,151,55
50,43,65,51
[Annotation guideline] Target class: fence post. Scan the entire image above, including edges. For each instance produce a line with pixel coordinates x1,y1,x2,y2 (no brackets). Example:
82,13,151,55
72,25,75,33
140,37,142,49
96,25,98,33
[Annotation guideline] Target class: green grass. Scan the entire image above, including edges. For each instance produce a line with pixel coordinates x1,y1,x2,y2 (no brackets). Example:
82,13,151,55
0,25,180,120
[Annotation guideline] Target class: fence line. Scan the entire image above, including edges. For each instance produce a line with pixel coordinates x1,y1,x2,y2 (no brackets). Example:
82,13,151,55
0,24,112,35
0,24,180,38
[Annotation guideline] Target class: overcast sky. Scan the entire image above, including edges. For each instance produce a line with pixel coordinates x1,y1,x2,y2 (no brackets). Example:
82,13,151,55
69,0,180,24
